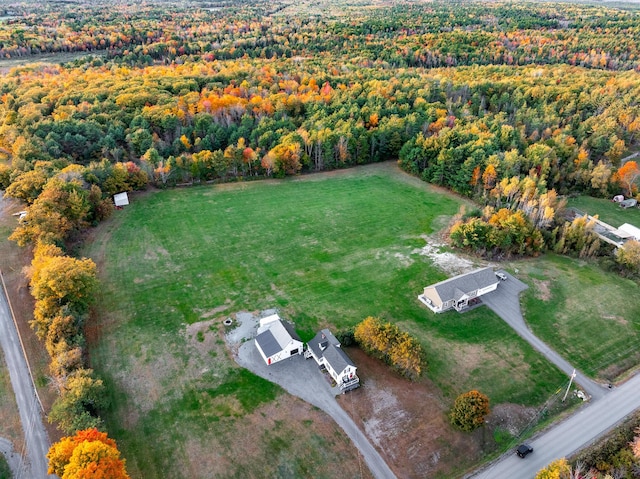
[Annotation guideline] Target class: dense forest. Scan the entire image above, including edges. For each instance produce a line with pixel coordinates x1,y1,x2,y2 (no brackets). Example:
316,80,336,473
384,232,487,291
1,0,640,476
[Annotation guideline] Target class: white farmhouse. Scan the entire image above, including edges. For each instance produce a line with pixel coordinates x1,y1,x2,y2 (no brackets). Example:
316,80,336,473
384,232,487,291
418,267,499,313
306,329,359,392
254,314,303,365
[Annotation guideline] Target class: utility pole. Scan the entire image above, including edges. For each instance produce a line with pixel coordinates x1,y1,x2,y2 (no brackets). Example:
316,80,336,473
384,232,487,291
562,369,577,402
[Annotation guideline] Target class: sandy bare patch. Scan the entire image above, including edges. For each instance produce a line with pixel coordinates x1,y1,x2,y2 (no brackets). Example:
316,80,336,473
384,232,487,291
144,247,169,261
532,279,552,301
603,315,628,326
413,234,489,276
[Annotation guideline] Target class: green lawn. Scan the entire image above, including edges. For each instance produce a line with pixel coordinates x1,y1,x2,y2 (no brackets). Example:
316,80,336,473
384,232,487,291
84,165,566,478
518,254,640,381
0,455,11,479
566,195,640,228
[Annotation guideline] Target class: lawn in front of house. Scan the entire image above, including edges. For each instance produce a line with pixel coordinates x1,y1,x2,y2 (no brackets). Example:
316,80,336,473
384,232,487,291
518,254,640,381
83,164,566,479
566,195,640,228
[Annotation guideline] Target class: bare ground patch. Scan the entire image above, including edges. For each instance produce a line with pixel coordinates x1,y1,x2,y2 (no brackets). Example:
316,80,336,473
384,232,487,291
413,233,490,276
339,347,482,479
486,403,538,437
532,279,552,301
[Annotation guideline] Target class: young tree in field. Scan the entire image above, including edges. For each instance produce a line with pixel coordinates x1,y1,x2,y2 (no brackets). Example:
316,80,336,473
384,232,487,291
534,458,571,479
615,161,640,197
48,428,130,479
449,390,490,432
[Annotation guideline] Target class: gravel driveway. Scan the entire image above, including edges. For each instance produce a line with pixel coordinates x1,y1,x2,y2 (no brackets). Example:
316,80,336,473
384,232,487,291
227,312,396,479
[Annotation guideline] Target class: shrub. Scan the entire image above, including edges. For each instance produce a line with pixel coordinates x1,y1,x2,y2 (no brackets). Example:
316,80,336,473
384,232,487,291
354,316,425,379
449,390,490,432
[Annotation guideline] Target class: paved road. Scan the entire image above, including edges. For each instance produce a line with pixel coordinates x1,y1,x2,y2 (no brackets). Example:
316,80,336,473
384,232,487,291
0,275,53,478
228,313,396,479
481,272,610,401
471,372,640,479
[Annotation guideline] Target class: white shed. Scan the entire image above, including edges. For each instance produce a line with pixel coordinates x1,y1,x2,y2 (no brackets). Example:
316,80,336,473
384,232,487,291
113,192,129,207
254,317,303,365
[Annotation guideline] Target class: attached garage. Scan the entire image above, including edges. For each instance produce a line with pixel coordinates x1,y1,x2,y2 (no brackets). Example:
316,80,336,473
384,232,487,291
254,315,303,365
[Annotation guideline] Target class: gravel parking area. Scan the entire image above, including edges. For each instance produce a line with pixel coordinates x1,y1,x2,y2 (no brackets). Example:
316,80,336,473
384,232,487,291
226,311,397,479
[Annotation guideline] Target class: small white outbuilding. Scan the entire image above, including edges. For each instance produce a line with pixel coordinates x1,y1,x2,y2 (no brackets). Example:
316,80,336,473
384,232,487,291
113,192,129,207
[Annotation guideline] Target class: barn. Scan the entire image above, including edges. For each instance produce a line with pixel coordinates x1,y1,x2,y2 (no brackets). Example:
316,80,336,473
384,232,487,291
254,314,303,365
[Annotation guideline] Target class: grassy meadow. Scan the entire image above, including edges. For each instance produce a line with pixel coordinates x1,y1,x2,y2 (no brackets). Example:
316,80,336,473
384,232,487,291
566,195,640,228
518,254,640,382
83,164,566,478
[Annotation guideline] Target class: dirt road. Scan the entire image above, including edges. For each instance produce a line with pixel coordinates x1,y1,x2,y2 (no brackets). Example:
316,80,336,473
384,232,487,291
0,274,53,478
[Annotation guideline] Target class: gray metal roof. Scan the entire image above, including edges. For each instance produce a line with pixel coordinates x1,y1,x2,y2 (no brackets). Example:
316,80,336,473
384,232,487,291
429,267,498,302
281,320,302,342
307,328,340,360
255,329,280,358
323,343,354,374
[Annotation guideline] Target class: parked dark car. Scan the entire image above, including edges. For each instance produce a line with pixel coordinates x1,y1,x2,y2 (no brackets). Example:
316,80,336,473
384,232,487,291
516,444,533,458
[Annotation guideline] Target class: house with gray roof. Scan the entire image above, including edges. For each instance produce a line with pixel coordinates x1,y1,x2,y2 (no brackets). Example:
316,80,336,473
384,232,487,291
306,329,359,391
418,267,499,313
254,314,303,365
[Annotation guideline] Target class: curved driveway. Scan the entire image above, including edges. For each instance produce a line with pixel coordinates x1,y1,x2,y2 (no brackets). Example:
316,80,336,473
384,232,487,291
0,275,53,478
229,315,396,479
481,272,610,401
468,271,640,479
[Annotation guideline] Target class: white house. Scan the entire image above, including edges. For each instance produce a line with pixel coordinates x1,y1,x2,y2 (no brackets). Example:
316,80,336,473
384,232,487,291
254,314,303,366
418,267,499,313
306,329,359,391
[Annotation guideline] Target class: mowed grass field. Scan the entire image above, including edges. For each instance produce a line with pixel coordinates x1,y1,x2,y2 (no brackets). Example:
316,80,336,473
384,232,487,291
518,254,640,382
83,164,566,479
566,195,640,227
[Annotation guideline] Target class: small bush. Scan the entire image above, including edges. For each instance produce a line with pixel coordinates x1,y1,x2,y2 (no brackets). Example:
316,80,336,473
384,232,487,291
449,390,490,432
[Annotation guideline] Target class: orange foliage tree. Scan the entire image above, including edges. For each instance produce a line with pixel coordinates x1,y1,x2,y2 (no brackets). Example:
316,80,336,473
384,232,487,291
47,428,130,479
614,161,640,197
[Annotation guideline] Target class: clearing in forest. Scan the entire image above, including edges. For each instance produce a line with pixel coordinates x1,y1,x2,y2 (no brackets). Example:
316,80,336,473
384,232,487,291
83,163,566,479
